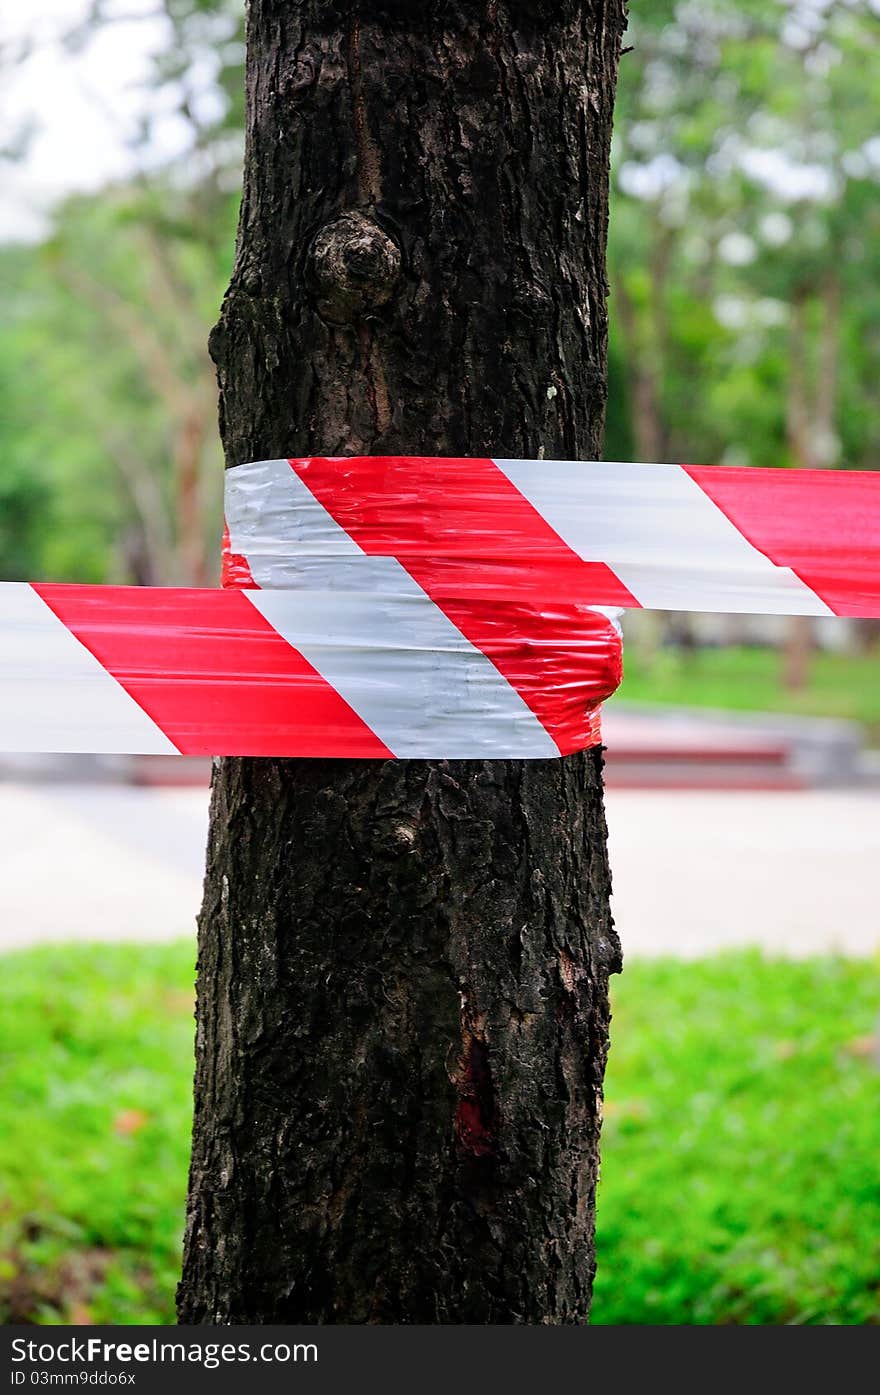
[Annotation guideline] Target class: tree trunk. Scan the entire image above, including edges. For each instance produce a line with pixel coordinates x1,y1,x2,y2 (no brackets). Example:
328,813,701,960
178,0,627,1325
612,268,666,463
783,276,841,692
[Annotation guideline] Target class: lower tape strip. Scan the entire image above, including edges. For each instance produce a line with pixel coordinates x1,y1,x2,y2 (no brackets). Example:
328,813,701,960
0,580,619,758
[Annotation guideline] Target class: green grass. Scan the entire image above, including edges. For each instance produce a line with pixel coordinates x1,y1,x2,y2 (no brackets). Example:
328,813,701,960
594,954,880,1325
1,942,878,1324
0,942,195,1324
618,643,880,743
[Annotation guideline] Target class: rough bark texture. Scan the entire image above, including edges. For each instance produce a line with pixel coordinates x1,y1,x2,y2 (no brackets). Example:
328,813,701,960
179,0,628,1325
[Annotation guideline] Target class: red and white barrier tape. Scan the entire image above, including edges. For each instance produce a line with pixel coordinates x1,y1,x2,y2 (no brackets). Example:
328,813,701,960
224,457,880,618
0,580,613,757
1,457,877,758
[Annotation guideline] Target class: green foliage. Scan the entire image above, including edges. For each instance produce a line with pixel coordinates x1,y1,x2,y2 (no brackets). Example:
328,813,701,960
0,183,234,585
0,0,244,585
0,942,194,1324
0,466,49,579
1,941,878,1324
606,0,880,473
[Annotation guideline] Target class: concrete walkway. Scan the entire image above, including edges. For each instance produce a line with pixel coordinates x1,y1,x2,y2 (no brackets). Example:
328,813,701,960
0,784,209,952
0,783,877,957
605,789,880,958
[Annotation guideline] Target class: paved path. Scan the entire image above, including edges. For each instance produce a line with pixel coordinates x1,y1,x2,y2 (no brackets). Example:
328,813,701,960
0,784,878,957
605,789,880,957
0,784,210,952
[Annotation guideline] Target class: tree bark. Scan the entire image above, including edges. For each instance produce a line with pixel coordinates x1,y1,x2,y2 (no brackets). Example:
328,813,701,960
178,0,628,1325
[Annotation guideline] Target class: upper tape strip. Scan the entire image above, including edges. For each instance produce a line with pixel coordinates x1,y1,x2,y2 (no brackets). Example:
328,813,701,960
224,456,880,618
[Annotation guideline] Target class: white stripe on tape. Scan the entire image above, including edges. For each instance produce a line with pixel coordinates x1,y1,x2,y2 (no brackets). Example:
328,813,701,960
492,459,834,616
0,583,177,755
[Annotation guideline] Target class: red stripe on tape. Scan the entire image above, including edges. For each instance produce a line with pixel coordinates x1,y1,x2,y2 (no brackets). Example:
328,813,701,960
685,464,880,617
33,583,393,758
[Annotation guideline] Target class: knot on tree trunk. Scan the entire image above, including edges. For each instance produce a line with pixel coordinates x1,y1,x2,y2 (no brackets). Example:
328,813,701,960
309,211,401,324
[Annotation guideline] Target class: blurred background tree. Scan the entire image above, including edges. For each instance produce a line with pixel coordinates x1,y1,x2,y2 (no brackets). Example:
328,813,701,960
0,0,245,584
608,0,880,473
